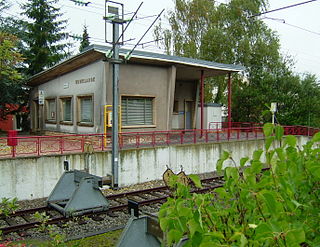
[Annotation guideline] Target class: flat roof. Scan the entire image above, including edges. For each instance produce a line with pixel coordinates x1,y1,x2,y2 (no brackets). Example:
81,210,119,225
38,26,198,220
27,44,245,86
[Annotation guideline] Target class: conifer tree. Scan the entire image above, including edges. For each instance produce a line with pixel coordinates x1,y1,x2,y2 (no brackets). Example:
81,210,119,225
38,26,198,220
79,24,90,52
21,0,70,76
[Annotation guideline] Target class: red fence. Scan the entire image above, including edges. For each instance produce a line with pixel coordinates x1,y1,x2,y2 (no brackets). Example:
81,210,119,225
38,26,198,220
0,124,318,159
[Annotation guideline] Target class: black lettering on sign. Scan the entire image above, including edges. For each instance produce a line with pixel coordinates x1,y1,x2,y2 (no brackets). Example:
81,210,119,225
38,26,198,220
75,77,96,84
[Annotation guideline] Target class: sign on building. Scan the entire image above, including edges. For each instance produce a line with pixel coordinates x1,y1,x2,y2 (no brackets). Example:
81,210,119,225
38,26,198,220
38,90,44,105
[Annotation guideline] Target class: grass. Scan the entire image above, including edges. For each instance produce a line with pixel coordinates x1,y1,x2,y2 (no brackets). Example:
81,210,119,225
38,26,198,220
4,229,123,247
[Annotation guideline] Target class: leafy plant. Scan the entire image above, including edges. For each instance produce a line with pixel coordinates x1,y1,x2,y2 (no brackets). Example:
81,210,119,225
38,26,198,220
158,124,320,246
0,197,18,216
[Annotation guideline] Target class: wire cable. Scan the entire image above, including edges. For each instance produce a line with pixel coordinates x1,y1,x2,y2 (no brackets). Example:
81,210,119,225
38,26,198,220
251,0,318,18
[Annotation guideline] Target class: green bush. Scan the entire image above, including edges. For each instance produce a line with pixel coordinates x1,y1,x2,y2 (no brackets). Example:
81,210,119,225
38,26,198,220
159,124,320,246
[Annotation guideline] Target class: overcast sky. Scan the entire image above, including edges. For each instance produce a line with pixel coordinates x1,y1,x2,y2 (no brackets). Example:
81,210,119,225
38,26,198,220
5,0,320,79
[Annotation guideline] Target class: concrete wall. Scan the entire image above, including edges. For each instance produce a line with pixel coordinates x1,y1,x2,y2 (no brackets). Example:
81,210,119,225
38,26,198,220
0,136,310,200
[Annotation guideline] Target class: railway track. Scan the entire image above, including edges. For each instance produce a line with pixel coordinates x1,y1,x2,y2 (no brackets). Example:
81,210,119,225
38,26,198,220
0,175,224,236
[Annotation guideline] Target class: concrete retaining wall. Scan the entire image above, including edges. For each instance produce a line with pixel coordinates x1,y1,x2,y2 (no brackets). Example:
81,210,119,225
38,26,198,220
0,136,310,200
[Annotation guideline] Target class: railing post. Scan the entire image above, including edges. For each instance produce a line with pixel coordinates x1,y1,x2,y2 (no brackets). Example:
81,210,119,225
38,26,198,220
205,130,208,143
37,137,40,156
81,135,85,153
166,132,170,145
60,136,63,154
217,130,219,141
181,131,183,144
152,132,155,147
136,134,140,148
12,146,16,158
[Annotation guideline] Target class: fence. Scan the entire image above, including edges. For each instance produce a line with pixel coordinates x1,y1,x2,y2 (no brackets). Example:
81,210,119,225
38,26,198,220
0,124,318,159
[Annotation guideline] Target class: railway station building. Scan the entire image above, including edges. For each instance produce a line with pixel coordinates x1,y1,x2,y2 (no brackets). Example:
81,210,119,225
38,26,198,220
27,44,243,134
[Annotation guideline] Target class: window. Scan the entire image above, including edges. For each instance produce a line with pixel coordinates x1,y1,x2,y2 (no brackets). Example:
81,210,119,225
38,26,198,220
45,98,56,122
121,96,154,126
77,95,93,125
60,97,72,123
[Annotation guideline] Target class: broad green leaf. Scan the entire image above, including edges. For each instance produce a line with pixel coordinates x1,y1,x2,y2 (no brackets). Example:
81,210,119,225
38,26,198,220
286,228,305,246
168,229,183,245
204,232,225,240
200,242,219,247
188,219,202,236
159,218,169,231
177,206,193,218
255,223,273,239
216,159,224,172
275,148,285,161
189,174,203,188
265,136,275,151
221,150,230,161
240,157,249,167
275,125,284,141
311,131,320,142
252,149,263,161
263,123,274,137
240,234,248,247
284,135,297,147
251,160,262,174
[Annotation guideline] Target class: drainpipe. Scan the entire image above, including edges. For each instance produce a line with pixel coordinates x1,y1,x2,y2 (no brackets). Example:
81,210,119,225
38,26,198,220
227,73,232,139
200,70,204,130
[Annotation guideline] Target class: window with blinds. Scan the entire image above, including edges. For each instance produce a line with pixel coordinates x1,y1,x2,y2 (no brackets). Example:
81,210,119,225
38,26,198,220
60,97,72,122
121,96,154,126
78,95,93,125
46,98,56,122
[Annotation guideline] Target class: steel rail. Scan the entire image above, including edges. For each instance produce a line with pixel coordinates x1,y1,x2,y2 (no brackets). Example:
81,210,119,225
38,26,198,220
0,176,225,235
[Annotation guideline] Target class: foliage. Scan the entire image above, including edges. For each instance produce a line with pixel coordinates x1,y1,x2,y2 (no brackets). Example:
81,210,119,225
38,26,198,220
158,124,320,246
21,0,71,76
79,25,90,52
0,32,27,115
0,197,18,241
155,0,320,126
0,197,18,216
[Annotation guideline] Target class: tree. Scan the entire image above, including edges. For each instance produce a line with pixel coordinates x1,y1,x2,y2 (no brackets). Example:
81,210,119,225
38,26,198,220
79,24,90,52
0,32,26,118
155,0,320,126
21,0,70,76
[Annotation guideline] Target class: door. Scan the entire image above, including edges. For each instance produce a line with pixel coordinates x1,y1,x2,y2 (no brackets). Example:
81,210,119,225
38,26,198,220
184,101,193,129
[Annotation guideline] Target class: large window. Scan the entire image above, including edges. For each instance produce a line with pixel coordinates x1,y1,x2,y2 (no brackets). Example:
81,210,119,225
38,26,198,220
60,97,72,123
45,98,56,122
77,95,93,125
121,96,154,126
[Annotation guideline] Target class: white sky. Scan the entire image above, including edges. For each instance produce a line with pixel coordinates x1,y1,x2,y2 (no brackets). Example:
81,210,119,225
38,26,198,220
4,0,320,79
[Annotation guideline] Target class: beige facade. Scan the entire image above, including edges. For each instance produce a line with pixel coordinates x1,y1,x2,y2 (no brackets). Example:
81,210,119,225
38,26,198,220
27,45,243,134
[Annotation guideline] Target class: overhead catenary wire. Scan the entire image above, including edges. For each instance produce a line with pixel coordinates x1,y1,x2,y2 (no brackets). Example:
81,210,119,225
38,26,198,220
263,16,320,36
250,0,319,18
124,9,164,60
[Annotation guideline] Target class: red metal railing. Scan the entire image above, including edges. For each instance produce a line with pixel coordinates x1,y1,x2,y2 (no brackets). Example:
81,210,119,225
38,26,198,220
0,124,318,159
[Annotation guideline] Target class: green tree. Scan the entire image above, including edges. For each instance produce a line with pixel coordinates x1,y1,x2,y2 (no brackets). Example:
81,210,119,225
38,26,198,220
21,0,70,76
155,0,320,126
79,24,90,52
0,32,26,118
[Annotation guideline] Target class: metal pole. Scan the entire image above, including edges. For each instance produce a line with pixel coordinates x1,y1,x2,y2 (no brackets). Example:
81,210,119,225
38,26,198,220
112,21,120,188
227,73,232,139
200,70,204,130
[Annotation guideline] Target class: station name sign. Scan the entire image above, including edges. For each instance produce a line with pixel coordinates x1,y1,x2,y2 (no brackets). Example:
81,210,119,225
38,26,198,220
75,77,95,84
